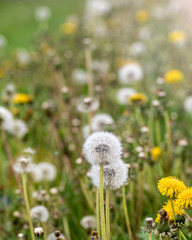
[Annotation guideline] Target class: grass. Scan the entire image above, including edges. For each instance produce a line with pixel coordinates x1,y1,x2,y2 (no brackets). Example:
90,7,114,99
0,0,84,55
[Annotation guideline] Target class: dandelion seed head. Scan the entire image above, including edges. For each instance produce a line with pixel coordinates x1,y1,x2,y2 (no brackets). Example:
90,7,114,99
116,88,136,104
89,159,128,190
77,97,99,113
118,63,143,85
184,96,192,113
80,215,97,229
83,131,122,165
38,162,57,182
30,205,49,222
14,156,33,174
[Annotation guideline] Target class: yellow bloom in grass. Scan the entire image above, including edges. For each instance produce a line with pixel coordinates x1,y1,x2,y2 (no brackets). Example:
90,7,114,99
169,30,186,43
0,68,4,78
130,93,147,104
164,69,184,84
12,93,33,104
155,200,184,223
60,22,77,35
158,176,186,198
151,147,161,161
176,187,192,209
136,10,149,23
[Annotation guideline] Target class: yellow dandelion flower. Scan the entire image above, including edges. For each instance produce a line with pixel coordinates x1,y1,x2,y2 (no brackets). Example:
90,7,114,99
155,200,184,223
168,30,186,43
136,10,149,23
12,93,33,104
164,69,184,84
176,187,192,209
158,176,187,198
60,22,77,35
130,93,147,104
151,147,161,161
0,68,4,78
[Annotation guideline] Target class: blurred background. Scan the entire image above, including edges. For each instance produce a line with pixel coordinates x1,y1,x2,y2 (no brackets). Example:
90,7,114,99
0,0,84,56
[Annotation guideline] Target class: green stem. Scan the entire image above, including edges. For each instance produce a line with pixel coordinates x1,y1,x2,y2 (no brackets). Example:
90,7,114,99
63,216,71,240
100,164,106,240
170,198,176,221
180,230,187,240
106,187,110,240
96,188,101,239
164,111,172,172
85,45,94,98
122,185,133,240
155,118,161,147
149,232,152,240
164,111,171,158
135,107,144,126
179,230,182,240
22,173,34,240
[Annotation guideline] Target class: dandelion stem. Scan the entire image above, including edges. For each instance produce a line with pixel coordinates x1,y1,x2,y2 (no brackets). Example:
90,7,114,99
22,173,34,240
100,163,106,240
96,188,101,239
135,107,144,126
85,43,94,98
63,216,71,240
170,198,176,221
122,185,133,240
1,129,22,194
164,111,172,171
149,232,152,240
106,187,110,240
155,118,161,147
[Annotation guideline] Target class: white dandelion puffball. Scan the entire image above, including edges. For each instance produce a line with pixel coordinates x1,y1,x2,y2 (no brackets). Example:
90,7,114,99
82,114,113,139
47,232,65,240
83,131,122,165
184,96,192,113
92,113,114,131
30,205,49,222
85,0,111,17
38,162,57,181
90,159,128,190
30,164,43,182
13,119,28,139
118,63,143,85
92,60,109,75
35,6,51,22
116,88,136,104
76,97,100,113
14,156,33,174
0,35,7,48
129,42,146,57
16,48,30,65
1,84,16,101
0,106,14,133
80,216,97,229
72,69,88,85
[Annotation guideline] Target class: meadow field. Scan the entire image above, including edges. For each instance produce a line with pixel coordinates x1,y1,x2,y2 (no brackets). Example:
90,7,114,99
0,0,192,240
